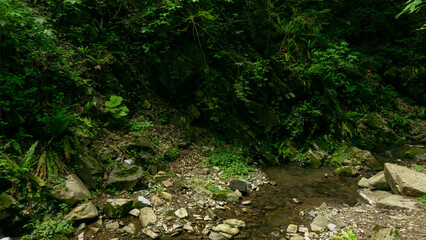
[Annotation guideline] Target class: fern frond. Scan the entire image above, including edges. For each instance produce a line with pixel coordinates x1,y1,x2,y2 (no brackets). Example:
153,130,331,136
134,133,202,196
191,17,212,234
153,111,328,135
22,141,38,169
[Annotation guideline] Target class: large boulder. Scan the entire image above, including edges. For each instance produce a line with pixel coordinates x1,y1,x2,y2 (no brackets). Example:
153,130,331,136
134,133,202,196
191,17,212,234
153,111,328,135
51,174,91,206
310,215,329,232
103,199,132,218
370,228,403,240
384,163,426,197
357,171,390,190
127,135,153,152
72,153,103,189
67,202,98,221
106,163,144,190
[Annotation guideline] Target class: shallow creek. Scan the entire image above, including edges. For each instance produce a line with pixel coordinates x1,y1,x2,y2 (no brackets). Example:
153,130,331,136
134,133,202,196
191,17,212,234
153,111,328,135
225,165,360,239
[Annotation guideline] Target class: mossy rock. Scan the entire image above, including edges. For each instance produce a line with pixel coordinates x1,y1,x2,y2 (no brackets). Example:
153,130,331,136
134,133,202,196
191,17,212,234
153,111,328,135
303,150,327,168
393,145,426,159
106,163,144,190
0,192,13,221
393,138,409,146
365,113,383,129
333,166,359,177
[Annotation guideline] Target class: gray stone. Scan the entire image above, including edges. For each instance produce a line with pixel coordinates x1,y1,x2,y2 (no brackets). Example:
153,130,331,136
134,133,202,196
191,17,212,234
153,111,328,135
358,177,371,188
162,180,172,188
290,236,304,240
376,194,418,210
1,237,12,240
414,154,426,161
106,163,144,190
139,207,156,227
174,208,188,219
127,135,153,152
229,179,249,193
242,200,252,205
72,153,103,188
206,208,217,220
67,202,98,221
194,186,213,198
223,219,246,228
183,224,194,233
287,224,298,233
310,215,329,232
384,163,426,197
133,196,151,208
159,191,173,202
129,208,140,217
209,232,227,240
154,171,168,182
142,228,159,239
212,223,240,235
122,223,136,235
368,171,390,190
327,223,336,231
359,189,393,205
77,232,84,240
104,199,132,218
370,228,403,240
51,174,91,206
105,221,119,231
151,195,165,208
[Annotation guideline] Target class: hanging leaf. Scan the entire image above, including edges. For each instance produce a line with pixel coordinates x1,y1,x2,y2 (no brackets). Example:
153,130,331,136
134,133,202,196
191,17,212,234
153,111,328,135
105,96,123,108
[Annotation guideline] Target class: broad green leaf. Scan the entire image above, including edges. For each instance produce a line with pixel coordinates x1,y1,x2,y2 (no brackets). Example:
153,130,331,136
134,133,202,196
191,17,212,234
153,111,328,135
105,96,123,108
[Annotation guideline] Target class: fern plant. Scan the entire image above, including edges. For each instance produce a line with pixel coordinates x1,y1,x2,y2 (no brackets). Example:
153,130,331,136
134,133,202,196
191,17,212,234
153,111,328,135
333,229,357,240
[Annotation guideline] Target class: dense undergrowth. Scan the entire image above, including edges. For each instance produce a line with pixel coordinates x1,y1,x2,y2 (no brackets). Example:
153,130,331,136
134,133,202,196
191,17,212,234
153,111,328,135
0,0,425,238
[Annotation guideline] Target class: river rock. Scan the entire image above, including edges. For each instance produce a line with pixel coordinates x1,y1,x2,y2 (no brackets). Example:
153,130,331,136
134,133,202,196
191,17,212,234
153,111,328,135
384,163,426,197
310,215,329,232
122,223,136,235
229,179,250,193
51,174,91,206
287,224,298,233
223,219,246,228
105,221,119,231
376,194,418,210
183,224,194,233
151,194,165,208
159,191,173,202
129,208,140,217
139,207,157,227
106,163,144,190
67,202,98,221
133,196,151,208
370,228,403,240
212,223,240,235
174,208,188,219
104,199,132,218
72,153,103,189
206,208,217,220
154,171,168,182
358,177,371,188
194,186,213,198
367,171,390,190
209,232,227,240
290,236,304,240
142,228,159,239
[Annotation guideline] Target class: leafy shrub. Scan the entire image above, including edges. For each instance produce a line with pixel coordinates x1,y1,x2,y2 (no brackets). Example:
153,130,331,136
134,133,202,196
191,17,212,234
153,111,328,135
332,229,357,240
104,96,129,118
162,146,180,162
208,148,254,177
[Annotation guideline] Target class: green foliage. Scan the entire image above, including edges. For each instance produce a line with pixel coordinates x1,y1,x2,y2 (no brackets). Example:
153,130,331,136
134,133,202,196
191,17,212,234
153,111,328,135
104,96,129,118
332,229,357,240
22,213,74,240
0,141,45,198
397,0,425,30
129,120,154,135
162,146,180,162
418,194,426,204
40,110,76,139
208,148,254,177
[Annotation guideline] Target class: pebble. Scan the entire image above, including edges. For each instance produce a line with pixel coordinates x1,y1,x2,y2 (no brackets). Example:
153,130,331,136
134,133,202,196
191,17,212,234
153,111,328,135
287,224,298,233
242,200,252,205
